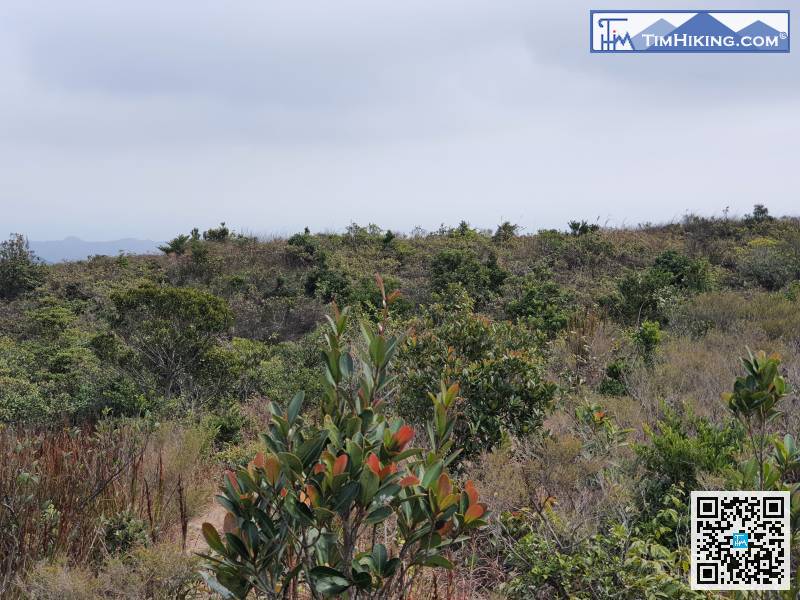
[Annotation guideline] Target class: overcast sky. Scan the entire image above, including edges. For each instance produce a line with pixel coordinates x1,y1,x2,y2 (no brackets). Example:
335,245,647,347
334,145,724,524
1,1,798,241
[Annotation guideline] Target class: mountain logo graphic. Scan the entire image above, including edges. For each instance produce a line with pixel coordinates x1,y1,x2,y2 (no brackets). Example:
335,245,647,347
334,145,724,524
590,10,790,53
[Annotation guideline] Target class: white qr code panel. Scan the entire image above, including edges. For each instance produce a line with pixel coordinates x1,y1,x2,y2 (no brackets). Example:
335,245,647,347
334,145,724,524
691,491,790,590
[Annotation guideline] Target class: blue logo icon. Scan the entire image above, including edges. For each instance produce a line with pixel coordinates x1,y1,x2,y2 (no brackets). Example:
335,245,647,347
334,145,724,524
591,11,790,53
732,532,749,549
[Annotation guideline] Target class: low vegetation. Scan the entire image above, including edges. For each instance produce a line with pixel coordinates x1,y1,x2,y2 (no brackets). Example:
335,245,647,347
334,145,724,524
1,209,799,597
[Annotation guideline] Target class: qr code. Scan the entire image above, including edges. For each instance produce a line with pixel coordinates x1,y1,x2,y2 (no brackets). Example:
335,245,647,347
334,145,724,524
691,491,790,590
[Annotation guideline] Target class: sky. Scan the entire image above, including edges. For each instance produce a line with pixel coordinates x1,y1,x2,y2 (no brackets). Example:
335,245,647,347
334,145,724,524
0,1,798,241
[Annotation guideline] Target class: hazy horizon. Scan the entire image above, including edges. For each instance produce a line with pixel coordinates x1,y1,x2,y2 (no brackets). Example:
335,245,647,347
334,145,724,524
18,203,798,247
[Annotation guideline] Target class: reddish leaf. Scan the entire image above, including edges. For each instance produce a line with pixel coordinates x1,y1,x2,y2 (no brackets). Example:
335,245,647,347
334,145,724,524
264,454,281,486
380,462,398,479
223,512,238,534
225,470,240,493
366,453,381,475
252,451,265,469
436,473,452,500
400,475,420,487
333,454,348,476
465,480,479,506
308,484,320,506
465,503,486,523
393,425,415,450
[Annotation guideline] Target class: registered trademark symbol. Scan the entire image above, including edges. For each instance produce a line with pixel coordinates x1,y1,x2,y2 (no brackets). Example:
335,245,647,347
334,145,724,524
779,32,787,40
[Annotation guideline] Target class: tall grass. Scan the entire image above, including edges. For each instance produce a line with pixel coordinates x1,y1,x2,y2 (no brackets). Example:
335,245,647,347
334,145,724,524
0,419,212,595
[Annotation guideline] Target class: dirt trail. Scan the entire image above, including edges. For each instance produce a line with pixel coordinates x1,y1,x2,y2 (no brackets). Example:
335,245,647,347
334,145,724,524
185,499,227,553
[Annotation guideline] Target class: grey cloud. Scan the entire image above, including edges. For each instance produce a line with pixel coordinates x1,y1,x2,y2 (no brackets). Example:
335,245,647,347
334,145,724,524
0,0,797,240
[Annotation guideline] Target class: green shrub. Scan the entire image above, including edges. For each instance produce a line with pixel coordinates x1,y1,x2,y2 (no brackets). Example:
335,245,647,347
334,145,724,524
254,337,324,405
348,274,412,321
610,251,711,323
109,283,233,406
631,319,661,363
0,326,143,424
612,267,677,323
736,241,799,291
504,273,572,337
396,286,554,458
652,250,711,293
430,247,507,303
159,234,191,255
201,294,488,599
722,349,791,490
745,203,773,224
635,410,743,513
493,221,520,243
597,359,627,396
203,222,231,242
567,220,599,236
0,234,44,300
204,402,247,447
100,509,150,554
504,500,700,599
287,228,320,263
304,263,351,303
459,353,555,458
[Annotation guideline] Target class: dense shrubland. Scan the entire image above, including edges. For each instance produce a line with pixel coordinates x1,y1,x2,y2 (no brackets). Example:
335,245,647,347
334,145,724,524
1,208,800,597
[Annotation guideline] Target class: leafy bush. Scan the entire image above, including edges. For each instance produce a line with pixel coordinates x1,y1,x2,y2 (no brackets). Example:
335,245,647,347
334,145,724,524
287,227,319,259
611,268,677,323
504,498,699,599
745,203,773,224
493,221,519,243
108,283,233,406
652,250,711,293
722,349,790,489
100,509,150,554
397,287,555,458
430,248,507,304
597,359,627,396
635,410,743,513
201,293,488,599
610,251,710,323
736,239,799,291
159,234,191,255
203,222,231,242
304,263,352,303
567,220,599,236
631,319,661,364
459,353,555,458
0,319,143,424
348,274,412,321
504,273,572,337
0,234,44,300
204,402,247,447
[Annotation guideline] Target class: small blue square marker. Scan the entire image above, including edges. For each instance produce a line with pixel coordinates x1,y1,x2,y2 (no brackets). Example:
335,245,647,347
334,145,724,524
732,532,748,549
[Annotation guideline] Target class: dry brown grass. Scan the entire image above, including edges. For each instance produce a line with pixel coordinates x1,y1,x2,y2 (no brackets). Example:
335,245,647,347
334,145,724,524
626,324,798,427
1,420,214,596
20,543,202,599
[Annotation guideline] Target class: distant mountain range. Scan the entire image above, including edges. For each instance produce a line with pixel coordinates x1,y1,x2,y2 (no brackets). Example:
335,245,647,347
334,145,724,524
29,237,160,263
